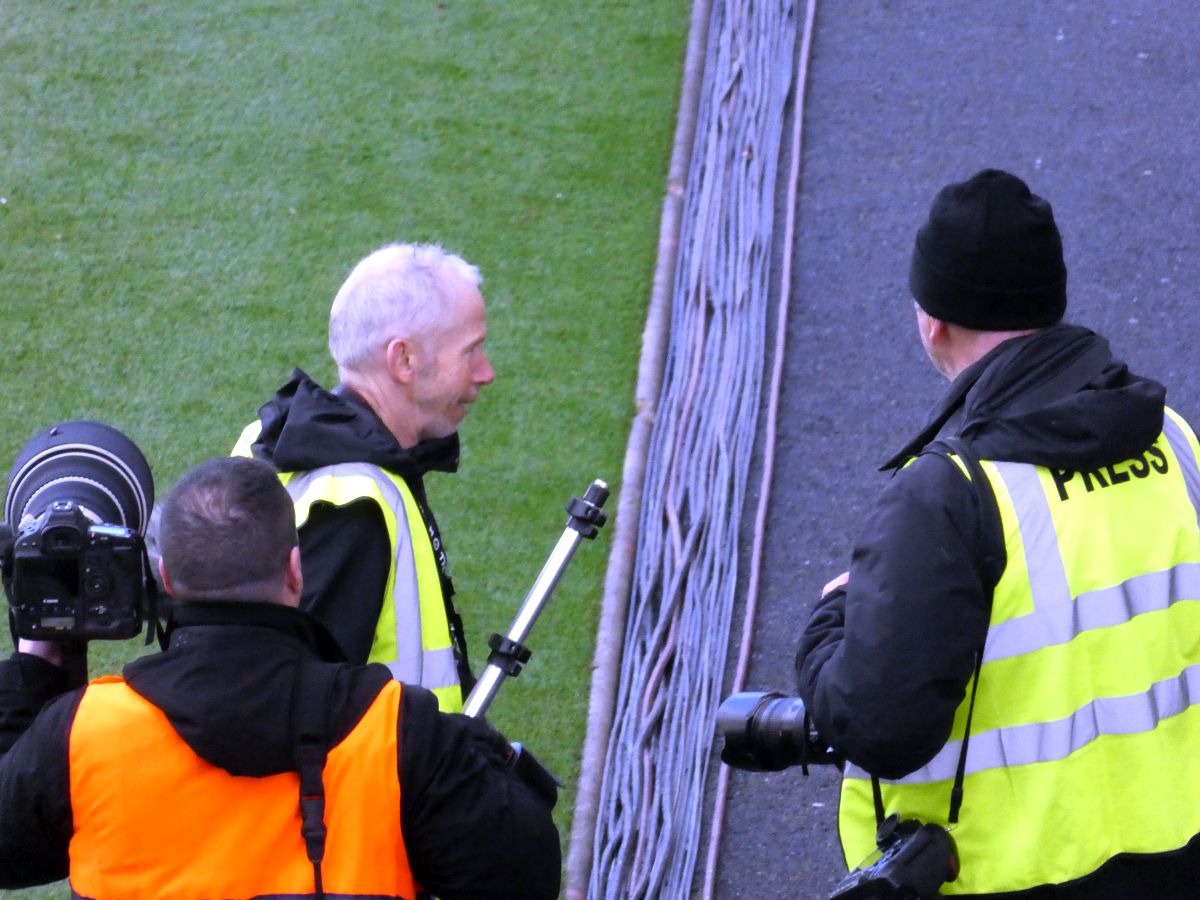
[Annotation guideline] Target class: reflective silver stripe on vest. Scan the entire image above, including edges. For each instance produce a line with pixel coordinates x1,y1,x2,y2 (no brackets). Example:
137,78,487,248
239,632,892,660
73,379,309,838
991,461,1071,614
1163,413,1200,529
385,646,458,689
284,464,454,691
984,562,1200,663
847,661,1200,785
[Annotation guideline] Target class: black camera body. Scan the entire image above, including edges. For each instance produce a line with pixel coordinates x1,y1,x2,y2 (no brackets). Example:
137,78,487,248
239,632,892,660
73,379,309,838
829,814,958,900
2,500,149,641
1,421,156,643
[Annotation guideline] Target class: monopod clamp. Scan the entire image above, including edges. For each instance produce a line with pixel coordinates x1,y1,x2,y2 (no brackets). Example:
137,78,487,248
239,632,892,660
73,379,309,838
462,479,609,719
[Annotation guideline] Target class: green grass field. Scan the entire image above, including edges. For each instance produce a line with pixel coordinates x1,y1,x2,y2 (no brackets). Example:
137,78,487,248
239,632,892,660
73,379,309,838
0,2,688,894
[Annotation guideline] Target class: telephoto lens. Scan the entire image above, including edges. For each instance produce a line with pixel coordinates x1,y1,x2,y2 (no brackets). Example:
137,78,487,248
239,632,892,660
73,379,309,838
1,420,156,641
717,691,840,772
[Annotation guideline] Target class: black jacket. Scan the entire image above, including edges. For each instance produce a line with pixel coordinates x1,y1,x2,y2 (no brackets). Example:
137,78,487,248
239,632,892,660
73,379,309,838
0,602,560,898
247,370,471,683
796,323,1200,898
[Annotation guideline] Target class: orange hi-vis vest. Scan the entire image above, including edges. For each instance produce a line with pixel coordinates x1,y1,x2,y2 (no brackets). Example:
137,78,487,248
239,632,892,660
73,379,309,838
68,675,416,900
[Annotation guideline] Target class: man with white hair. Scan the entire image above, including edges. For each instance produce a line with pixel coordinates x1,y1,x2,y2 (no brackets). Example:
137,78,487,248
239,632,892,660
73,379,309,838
234,243,495,711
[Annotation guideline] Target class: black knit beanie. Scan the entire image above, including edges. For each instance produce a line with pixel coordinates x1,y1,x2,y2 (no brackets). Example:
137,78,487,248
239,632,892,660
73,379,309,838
909,169,1067,330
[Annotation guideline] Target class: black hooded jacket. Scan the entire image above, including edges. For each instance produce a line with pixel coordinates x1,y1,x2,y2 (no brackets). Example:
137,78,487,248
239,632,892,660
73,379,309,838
795,324,1200,897
245,370,471,680
0,602,560,898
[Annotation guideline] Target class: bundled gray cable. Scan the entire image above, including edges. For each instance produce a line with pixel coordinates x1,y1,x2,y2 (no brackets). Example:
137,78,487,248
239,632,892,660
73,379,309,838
586,2,800,896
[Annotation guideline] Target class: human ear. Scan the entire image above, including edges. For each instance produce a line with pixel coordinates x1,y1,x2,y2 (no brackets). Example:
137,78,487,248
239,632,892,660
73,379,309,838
384,337,419,384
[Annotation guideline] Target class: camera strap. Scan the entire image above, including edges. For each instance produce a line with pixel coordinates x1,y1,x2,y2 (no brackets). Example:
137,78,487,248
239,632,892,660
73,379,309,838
291,660,338,900
930,437,1005,593
140,542,167,650
931,436,1002,825
949,650,983,824
869,651,983,827
870,437,1002,828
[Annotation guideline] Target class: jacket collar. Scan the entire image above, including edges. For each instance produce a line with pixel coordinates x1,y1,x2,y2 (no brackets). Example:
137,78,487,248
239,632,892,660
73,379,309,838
254,369,460,476
163,599,347,663
881,334,1030,470
881,323,1165,471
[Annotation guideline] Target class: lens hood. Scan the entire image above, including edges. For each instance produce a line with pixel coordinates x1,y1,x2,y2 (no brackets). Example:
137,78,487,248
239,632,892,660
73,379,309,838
5,420,154,534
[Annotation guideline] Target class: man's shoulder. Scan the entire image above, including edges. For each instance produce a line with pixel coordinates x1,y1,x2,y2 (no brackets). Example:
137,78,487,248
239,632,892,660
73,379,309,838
872,447,982,536
291,467,415,524
894,443,976,489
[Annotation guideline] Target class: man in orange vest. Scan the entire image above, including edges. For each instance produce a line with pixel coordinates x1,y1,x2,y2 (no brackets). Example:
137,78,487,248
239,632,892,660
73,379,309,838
0,456,558,899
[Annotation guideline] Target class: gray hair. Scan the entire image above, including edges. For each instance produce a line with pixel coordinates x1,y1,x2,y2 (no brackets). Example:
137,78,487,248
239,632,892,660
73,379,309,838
328,242,482,373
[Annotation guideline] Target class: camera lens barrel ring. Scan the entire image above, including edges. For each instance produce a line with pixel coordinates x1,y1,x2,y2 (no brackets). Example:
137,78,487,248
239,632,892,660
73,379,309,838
12,475,126,529
5,422,154,535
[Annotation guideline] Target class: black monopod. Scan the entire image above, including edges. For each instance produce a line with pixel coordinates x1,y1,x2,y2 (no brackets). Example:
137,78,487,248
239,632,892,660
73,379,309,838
462,478,609,719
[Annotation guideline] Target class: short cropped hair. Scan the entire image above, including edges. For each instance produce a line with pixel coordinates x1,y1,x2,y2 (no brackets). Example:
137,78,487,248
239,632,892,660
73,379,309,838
328,242,482,374
158,457,298,599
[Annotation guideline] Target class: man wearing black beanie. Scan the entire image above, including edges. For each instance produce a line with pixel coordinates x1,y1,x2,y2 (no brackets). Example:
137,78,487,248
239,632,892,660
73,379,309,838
910,168,1068,332
796,169,1200,898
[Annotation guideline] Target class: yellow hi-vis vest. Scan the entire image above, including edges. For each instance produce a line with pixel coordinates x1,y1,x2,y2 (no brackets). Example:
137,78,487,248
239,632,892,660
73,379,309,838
839,409,1200,895
234,421,462,712
68,676,416,899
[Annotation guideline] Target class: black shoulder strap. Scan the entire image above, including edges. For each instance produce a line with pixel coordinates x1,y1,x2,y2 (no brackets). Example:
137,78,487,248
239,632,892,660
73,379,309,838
292,660,339,900
141,540,167,651
924,437,1005,592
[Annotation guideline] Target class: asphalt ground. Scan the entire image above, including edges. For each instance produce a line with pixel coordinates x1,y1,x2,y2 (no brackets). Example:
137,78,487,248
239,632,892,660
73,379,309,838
711,2,1200,898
